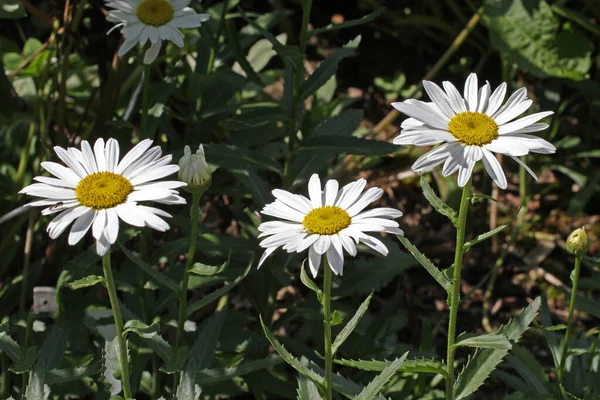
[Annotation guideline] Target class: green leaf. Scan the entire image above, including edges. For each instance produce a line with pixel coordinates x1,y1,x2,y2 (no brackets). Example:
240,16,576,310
175,359,201,400
123,319,160,339
144,333,174,364
299,36,361,100
307,8,385,37
397,235,452,292
330,310,343,326
37,326,66,373
297,372,322,400
483,0,592,80
161,346,188,374
296,135,397,156
420,175,457,225
44,362,103,384
506,346,549,395
195,356,282,384
0,328,22,362
10,346,37,373
331,292,372,355
118,242,179,292
67,275,105,290
300,261,323,302
260,316,325,387
543,324,567,331
454,297,541,399
204,143,283,175
463,223,509,253
106,337,122,380
186,259,252,316
354,353,409,400
189,308,227,370
224,20,266,87
550,5,600,37
333,357,448,377
454,333,512,350
189,251,231,276
0,0,26,19
24,360,47,400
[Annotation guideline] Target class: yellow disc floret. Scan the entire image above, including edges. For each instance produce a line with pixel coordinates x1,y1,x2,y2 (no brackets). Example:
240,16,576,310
75,172,133,210
448,111,499,146
136,0,174,27
303,206,351,235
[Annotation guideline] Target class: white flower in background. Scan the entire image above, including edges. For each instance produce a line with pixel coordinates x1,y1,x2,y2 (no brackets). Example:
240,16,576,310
20,138,186,256
257,174,403,277
105,0,210,64
392,72,556,189
178,144,211,192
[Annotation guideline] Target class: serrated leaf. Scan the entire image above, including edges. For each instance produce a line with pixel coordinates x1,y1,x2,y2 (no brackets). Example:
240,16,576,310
483,0,592,80
397,235,452,292
123,319,160,338
118,242,179,292
189,309,227,370
189,251,231,276
37,326,66,373
354,352,409,400
143,332,174,363
507,346,549,395
175,359,201,400
67,275,105,290
296,372,322,400
454,297,541,399
44,362,103,384
106,337,122,380
333,357,448,377
161,346,188,374
187,259,252,316
10,346,37,373
331,292,372,355
196,356,282,384
0,329,22,362
307,8,385,37
454,333,512,350
420,175,457,225
301,261,323,302
298,36,361,100
260,316,324,387
463,223,510,253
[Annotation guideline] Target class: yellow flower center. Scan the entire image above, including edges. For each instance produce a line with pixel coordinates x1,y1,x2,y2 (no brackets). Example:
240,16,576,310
302,206,351,235
448,111,499,146
75,172,133,210
136,0,174,27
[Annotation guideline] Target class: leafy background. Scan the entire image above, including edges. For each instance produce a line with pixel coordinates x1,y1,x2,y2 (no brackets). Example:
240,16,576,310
0,0,599,398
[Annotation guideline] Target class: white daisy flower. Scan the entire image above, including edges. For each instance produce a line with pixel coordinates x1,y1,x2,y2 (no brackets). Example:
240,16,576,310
105,0,210,64
20,138,186,256
257,174,403,278
392,72,556,189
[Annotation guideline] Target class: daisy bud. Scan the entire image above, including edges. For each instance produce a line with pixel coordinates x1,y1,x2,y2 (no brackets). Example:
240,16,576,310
178,144,211,193
566,227,589,256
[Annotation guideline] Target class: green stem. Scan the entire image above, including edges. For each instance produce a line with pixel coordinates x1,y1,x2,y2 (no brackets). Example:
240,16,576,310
283,0,312,190
174,191,201,386
1,354,8,398
140,64,151,137
517,155,528,228
445,179,472,400
102,251,132,399
22,312,35,393
558,255,582,384
322,257,333,400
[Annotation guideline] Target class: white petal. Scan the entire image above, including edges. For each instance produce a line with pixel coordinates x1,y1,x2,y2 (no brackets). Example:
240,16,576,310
144,40,161,64
324,179,339,206
464,73,478,111
94,139,107,171
307,174,322,208
105,138,120,172
68,209,95,245
128,188,174,202
485,137,530,156
492,87,527,120
272,189,312,213
129,164,179,185
308,246,322,278
353,207,403,220
485,82,507,116
115,203,146,227
411,143,454,172
392,99,450,130
95,233,111,256
33,176,76,189
19,183,77,199
105,209,120,244
54,146,88,178
80,141,98,173
345,187,383,217
257,247,277,269
442,81,467,113
457,159,475,187
493,99,533,125
336,179,367,210
40,161,81,186
393,128,456,146
481,149,507,189
498,112,554,135
339,234,357,257
476,82,491,113
326,238,344,276
358,234,389,256
260,231,303,248
92,209,107,240
313,235,331,255
506,122,549,134
423,80,456,119
510,155,538,181
116,139,154,174
262,201,306,222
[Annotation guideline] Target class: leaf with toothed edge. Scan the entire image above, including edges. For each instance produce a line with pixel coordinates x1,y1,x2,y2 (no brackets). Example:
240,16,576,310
453,297,541,399
397,235,452,292
353,353,409,400
296,372,322,400
331,292,373,355
420,175,457,225
333,357,448,377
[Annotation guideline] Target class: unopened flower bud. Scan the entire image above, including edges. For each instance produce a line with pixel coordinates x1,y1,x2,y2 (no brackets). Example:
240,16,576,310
566,227,589,256
178,144,211,193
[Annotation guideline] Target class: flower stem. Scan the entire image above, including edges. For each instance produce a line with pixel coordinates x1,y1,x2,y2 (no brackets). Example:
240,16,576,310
322,258,333,400
140,64,151,137
102,250,132,399
558,254,582,384
174,191,201,385
445,179,472,400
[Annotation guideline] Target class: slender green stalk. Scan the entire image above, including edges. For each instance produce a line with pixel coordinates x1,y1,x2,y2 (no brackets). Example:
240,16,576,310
174,191,201,385
22,312,35,393
102,251,132,399
445,179,472,400
19,210,36,313
322,258,333,400
558,255,582,384
517,155,528,228
140,64,151,137
283,0,313,189
1,354,8,398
